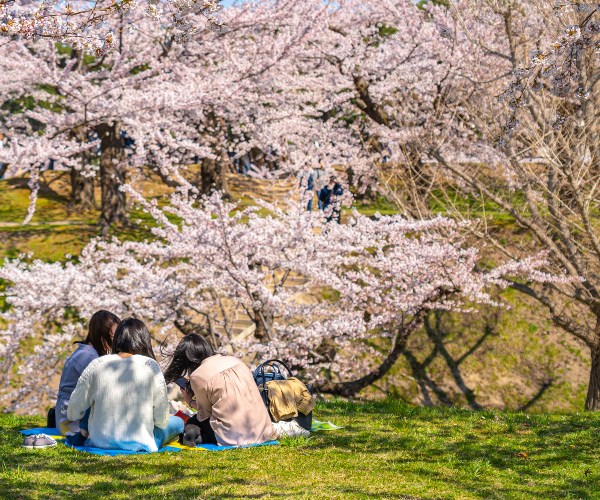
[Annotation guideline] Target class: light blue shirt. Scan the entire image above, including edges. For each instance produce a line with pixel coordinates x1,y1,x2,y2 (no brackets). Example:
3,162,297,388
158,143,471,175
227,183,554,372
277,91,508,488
57,343,99,401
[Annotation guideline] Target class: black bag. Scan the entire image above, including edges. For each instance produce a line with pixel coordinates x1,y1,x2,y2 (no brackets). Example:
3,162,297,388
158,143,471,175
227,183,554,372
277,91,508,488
253,359,312,431
254,359,292,383
47,407,56,428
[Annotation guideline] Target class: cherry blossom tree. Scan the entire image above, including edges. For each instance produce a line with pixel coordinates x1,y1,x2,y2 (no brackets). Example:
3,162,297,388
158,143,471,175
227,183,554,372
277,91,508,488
418,0,600,410
251,0,600,410
160,0,339,194
0,186,558,411
0,0,343,226
0,0,224,51
253,0,501,214
0,7,219,231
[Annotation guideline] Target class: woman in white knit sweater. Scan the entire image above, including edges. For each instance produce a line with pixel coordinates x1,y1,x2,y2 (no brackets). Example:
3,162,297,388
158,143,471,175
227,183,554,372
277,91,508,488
67,318,184,452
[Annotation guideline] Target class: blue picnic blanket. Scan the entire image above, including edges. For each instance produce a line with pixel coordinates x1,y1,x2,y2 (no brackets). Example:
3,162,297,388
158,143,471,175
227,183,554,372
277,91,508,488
20,428,181,455
180,440,279,451
19,417,343,456
20,428,278,455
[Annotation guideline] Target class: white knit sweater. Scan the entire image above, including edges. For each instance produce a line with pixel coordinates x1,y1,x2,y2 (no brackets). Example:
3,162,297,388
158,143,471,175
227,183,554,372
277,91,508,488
67,354,169,452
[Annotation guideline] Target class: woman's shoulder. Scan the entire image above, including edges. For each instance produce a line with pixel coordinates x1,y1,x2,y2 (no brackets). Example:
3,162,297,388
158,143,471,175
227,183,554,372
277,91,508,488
73,343,99,361
192,355,245,380
221,354,244,366
131,355,162,375
205,354,243,368
76,354,111,380
86,353,115,369
65,342,94,360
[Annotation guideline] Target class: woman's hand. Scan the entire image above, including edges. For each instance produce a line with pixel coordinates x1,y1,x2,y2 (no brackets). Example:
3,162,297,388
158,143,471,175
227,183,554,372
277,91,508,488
181,386,196,408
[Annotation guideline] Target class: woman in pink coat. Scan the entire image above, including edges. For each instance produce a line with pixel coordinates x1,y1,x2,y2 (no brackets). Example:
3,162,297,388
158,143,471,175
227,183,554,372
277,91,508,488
164,334,274,446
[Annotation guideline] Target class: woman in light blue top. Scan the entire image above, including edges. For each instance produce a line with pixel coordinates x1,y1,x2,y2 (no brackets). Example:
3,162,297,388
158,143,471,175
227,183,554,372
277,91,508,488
56,310,120,436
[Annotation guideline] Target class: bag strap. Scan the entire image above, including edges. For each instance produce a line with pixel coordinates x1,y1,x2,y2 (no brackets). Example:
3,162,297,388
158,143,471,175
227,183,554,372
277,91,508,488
255,359,293,380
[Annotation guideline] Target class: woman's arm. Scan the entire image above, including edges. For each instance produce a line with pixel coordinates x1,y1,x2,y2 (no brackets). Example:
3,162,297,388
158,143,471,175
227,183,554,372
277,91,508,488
66,359,98,421
189,377,212,422
152,364,170,429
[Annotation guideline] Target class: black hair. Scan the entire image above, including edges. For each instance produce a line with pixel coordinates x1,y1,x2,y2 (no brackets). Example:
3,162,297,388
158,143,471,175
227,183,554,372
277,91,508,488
112,318,156,360
163,334,215,383
84,310,121,356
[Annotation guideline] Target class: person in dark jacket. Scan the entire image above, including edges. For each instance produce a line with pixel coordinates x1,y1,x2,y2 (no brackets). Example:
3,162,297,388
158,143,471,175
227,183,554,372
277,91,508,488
318,176,343,223
306,172,315,210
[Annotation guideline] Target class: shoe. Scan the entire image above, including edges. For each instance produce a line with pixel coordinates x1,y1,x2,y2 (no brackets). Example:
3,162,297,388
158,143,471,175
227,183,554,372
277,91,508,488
65,432,87,447
32,434,57,449
273,420,310,439
22,434,37,448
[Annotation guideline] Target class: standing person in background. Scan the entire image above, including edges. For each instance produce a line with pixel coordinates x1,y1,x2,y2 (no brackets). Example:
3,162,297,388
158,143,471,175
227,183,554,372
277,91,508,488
318,177,332,213
330,177,344,224
55,310,121,438
313,164,326,210
302,170,316,211
67,318,183,452
319,176,344,223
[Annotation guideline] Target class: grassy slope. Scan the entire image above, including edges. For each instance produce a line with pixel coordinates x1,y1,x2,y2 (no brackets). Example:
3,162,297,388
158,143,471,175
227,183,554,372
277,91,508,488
383,292,589,412
0,176,98,260
1,400,600,499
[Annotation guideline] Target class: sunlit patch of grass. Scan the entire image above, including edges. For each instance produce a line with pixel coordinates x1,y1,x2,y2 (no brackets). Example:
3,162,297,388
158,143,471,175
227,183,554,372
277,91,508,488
1,400,599,498
350,195,399,217
0,225,97,261
278,435,314,448
0,176,96,225
429,187,519,228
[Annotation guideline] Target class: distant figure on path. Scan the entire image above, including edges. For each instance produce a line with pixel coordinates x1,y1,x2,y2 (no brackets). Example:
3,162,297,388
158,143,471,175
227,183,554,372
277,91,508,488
301,169,321,211
318,175,343,223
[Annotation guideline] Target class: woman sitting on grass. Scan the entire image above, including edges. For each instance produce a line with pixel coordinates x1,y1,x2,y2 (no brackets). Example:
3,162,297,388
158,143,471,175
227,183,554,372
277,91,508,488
67,318,184,452
56,310,120,437
164,334,274,446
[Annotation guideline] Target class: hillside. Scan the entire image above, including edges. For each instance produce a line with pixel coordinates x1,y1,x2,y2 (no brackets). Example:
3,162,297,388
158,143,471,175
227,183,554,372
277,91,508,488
0,173,590,412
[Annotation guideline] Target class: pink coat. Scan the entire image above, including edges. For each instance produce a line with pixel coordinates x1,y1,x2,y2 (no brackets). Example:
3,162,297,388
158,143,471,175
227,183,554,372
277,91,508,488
190,354,274,446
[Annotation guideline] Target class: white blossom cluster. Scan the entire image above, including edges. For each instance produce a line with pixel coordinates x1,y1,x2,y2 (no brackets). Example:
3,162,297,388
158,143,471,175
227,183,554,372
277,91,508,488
0,0,224,52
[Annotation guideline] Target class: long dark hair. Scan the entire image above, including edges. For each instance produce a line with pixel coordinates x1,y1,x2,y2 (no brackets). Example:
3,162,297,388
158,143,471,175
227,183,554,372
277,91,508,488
84,310,121,356
112,318,156,360
163,334,215,383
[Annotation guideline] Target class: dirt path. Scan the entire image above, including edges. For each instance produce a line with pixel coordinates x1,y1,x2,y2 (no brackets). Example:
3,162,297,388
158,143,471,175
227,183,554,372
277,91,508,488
0,220,93,228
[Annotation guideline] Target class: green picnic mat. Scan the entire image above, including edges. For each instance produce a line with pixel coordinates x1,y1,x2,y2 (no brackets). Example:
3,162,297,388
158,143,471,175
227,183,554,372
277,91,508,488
311,419,343,431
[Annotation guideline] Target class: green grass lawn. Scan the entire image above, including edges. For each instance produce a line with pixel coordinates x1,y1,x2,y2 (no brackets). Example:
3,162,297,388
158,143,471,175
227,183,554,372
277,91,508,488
1,400,599,499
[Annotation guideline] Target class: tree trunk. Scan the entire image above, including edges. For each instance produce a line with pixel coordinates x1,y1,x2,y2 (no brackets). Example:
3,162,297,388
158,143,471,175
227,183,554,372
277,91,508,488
69,128,95,212
313,334,408,397
69,169,95,212
96,123,127,235
312,317,425,397
585,346,600,410
200,157,230,196
251,291,274,342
